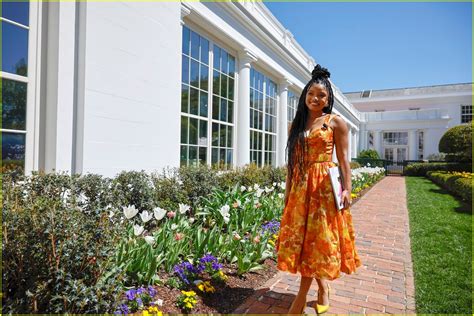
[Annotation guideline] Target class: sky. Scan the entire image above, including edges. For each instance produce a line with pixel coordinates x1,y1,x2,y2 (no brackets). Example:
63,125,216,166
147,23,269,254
264,1,472,93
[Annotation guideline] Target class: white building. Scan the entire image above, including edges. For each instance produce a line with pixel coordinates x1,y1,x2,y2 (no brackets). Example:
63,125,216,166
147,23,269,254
346,83,472,161
2,1,471,177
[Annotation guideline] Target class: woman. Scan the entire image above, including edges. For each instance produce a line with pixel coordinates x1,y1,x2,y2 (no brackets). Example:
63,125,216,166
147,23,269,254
276,65,361,314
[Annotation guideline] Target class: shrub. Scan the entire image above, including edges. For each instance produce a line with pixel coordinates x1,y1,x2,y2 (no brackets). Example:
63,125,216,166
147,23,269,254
2,173,125,313
350,161,361,169
216,163,286,190
111,170,156,212
439,124,472,162
426,171,472,203
404,162,472,176
358,149,380,159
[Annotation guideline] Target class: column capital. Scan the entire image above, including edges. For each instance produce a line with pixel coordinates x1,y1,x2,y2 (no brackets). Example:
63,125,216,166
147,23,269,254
279,78,293,90
238,49,258,67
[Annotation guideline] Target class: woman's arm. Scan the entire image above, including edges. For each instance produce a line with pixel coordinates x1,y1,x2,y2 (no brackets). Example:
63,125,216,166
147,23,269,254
332,115,352,208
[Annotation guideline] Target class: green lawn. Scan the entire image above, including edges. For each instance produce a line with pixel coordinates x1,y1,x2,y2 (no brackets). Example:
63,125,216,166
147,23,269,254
406,176,472,314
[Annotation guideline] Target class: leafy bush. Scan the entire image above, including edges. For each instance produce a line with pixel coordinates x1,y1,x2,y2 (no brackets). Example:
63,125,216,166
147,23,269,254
2,173,125,313
111,171,156,212
350,161,361,169
358,149,380,159
439,124,472,162
404,162,472,176
426,171,472,203
216,163,286,190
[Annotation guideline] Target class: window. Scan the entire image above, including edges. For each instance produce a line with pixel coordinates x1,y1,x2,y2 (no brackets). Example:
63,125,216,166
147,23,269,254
417,131,424,159
180,26,235,168
250,68,277,166
1,1,30,172
383,132,408,146
461,105,472,123
287,90,298,125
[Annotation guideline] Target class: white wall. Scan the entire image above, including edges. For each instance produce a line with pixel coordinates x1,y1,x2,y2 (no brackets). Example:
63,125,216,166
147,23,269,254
81,2,182,177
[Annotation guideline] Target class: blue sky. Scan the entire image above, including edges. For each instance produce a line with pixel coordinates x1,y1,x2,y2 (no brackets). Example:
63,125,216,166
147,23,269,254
264,1,472,93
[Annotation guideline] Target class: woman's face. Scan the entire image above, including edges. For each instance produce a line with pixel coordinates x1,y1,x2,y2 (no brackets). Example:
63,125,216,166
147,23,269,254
305,83,329,113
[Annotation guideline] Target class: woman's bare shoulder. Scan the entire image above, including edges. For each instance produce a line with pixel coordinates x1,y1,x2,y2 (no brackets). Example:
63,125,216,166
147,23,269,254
330,114,348,132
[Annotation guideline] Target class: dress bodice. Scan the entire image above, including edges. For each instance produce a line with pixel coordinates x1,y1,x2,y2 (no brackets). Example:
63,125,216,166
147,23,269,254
303,114,336,164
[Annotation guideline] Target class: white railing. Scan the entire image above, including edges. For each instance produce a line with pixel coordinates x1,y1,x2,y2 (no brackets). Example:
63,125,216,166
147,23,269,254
361,108,450,122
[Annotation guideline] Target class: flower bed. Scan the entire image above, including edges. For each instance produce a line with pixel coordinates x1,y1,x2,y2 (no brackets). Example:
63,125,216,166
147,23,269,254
2,165,385,314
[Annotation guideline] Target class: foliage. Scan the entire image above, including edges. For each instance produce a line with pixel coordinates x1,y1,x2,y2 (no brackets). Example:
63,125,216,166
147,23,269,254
438,123,472,162
358,149,380,159
426,171,472,203
404,162,472,176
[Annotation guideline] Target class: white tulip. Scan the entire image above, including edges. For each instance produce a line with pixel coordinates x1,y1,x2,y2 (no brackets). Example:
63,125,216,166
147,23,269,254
153,207,166,221
278,193,285,199
273,182,277,187
140,210,153,223
133,224,144,236
219,205,230,218
189,217,195,224
171,223,178,230
253,183,260,190
178,203,190,214
144,235,155,245
256,188,264,198
123,205,139,219
240,185,246,192
223,216,230,224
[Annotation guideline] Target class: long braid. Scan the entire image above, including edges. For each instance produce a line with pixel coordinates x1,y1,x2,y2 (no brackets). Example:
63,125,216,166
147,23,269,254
286,65,334,184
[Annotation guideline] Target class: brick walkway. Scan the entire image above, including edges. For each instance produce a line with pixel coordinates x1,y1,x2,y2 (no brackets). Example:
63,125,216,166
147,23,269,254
234,176,416,314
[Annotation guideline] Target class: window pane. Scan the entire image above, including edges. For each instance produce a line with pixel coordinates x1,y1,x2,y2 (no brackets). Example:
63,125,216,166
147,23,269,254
2,1,29,26
180,145,188,166
201,37,209,65
2,79,27,130
189,146,198,165
189,117,198,145
182,27,190,56
227,149,233,166
212,123,218,146
212,96,219,120
220,148,226,166
190,59,199,88
181,56,189,84
190,87,198,115
250,110,254,129
221,75,228,99
220,99,227,121
200,64,209,91
221,50,228,74
180,116,188,144
227,101,233,123
229,55,235,77
190,31,199,60
228,77,234,100
227,126,233,147
199,91,208,117
219,124,227,147
213,45,220,70
199,147,207,165
2,21,28,76
211,148,218,164
213,70,220,96
2,132,25,171
199,120,207,146
181,84,189,113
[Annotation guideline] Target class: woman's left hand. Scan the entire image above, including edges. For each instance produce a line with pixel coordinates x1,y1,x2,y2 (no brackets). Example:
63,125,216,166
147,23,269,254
341,189,352,210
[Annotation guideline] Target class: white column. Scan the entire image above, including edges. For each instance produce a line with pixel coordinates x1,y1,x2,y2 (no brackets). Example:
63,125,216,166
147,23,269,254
352,129,357,158
44,2,77,173
277,79,292,167
236,49,257,167
374,130,382,157
408,130,417,160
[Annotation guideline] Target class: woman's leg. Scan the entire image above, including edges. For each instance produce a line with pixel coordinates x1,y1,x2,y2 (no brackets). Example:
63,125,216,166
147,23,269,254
288,276,313,314
315,278,329,305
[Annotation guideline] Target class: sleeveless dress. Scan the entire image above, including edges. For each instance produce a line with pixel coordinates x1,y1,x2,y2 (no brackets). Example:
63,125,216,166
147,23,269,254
276,113,361,280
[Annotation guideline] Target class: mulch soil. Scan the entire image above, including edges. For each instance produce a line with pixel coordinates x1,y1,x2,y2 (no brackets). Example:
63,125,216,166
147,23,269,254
151,258,278,314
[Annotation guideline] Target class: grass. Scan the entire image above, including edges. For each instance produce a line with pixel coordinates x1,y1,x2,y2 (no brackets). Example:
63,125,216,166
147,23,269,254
405,176,472,314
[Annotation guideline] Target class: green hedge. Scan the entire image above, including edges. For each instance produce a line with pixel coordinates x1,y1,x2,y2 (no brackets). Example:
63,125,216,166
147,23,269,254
403,162,472,176
425,171,472,203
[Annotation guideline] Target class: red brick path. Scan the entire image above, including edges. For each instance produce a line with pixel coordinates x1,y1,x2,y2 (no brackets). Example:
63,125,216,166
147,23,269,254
234,176,416,314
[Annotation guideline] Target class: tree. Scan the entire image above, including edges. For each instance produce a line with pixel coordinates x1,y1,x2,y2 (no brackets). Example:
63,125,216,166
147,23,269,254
438,123,472,162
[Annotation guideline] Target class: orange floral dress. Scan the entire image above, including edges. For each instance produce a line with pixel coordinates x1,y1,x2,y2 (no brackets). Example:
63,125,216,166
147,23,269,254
276,113,361,280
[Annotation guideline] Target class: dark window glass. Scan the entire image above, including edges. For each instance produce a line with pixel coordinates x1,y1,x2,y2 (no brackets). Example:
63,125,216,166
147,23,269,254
2,79,27,130
181,84,189,113
229,55,235,77
228,77,234,100
180,145,188,166
2,132,25,170
189,87,199,115
190,59,199,88
227,126,233,147
213,45,220,71
180,116,188,144
199,147,207,165
213,70,220,96
211,148,218,164
190,31,199,60
227,101,233,123
220,99,227,121
219,125,227,147
182,27,190,56
198,120,207,146
189,118,198,145
181,56,189,84
221,51,228,74
199,91,208,117
212,96,219,120
189,146,198,165
2,21,28,76
212,123,218,146
201,37,209,65
200,64,208,91
2,1,29,26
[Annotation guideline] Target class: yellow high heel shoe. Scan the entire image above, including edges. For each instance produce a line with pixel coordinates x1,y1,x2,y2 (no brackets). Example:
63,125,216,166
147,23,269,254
315,283,330,315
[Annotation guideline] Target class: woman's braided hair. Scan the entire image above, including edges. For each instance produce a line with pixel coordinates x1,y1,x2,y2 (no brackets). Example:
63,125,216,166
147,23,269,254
286,64,335,184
